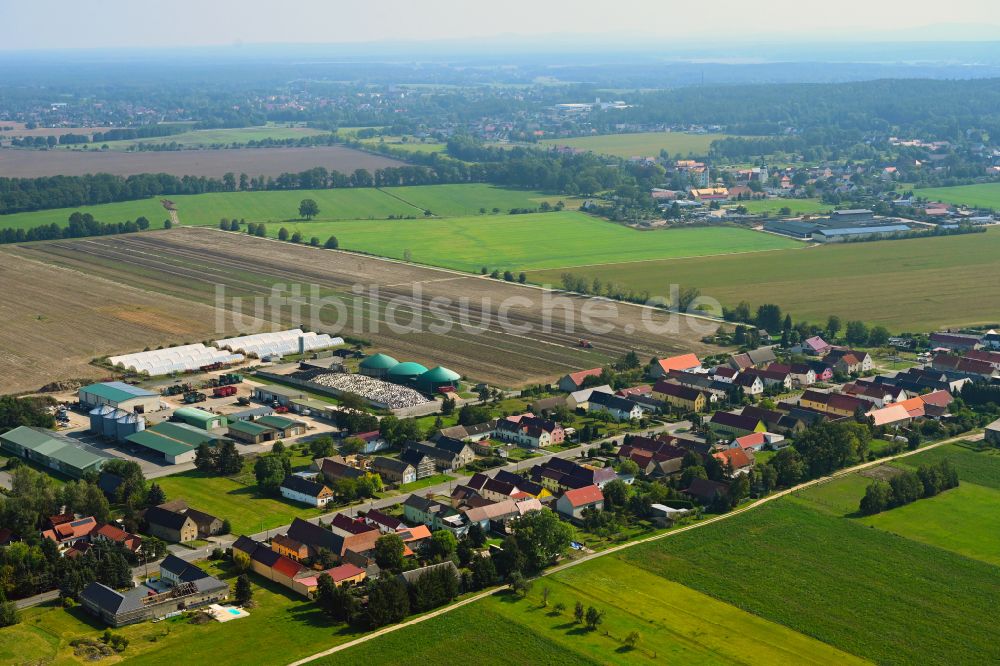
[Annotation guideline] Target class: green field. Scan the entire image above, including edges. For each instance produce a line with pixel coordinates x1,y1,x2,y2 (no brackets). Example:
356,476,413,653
617,500,1000,665
155,469,327,536
327,558,864,666
541,132,728,158
274,212,801,272
357,136,446,155
0,560,363,666
731,198,830,215
0,184,551,231
893,442,1000,489
534,227,1000,330
860,482,1000,565
917,183,1000,209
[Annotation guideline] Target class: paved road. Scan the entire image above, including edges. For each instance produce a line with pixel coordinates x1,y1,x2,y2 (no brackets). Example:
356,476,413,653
287,430,982,666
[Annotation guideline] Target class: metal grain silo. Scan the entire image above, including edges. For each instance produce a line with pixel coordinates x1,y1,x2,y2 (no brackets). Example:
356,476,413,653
89,405,114,434
115,411,145,441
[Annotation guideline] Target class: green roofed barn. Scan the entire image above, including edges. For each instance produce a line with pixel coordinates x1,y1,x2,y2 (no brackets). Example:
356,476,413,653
359,353,399,378
417,366,461,393
173,407,227,430
0,426,113,478
387,361,428,384
125,422,224,464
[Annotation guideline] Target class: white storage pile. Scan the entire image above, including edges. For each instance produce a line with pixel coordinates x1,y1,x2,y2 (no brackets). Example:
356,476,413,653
109,344,243,376
311,373,431,409
214,329,344,358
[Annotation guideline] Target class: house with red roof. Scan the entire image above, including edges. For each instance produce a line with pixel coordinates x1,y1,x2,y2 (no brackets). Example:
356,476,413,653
802,336,832,356
648,353,702,379
557,368,604,392
92,523,142,554
555,485,604,521
713,448,755,475
41,515,97,552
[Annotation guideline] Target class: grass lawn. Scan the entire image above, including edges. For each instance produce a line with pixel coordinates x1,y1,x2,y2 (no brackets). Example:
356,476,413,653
0,560,363,666
859,482,1000,565
155,469,326,536
616,500,1000,665
0,198,174,231
892,441,1000,490
358,136,446,154
274,212,801,273
328,557,866,666
377,183,559,217
730,198,830,216
917,182,1000,209
534,226,1000,330
540,132,729,158
397,473,455,493
89,124,331,151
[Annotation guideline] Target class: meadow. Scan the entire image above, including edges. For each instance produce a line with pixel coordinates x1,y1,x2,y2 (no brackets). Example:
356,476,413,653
917,182,1000,209
533,227,1000,330
540,131,728,158
730,197,830,215
154,468,328,536
0,560,365,666
273,212,801,272
617,500,1000,665
326,558,864,666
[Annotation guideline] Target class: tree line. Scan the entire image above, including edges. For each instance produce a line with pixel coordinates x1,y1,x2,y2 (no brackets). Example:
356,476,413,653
0,211,157,245
859,459,959,515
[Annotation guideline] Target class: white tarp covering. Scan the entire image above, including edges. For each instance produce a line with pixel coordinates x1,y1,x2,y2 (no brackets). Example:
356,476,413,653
214,329,344,358
109,344,244,376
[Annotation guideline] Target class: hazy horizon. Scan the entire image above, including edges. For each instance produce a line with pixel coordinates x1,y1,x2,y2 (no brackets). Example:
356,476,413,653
2,0,999,52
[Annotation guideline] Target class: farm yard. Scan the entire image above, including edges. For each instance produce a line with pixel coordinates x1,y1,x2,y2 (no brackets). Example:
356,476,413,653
533,226,1000,331
0,144,404,178
0,250,229,394
271,211,801,272
617,499,1000,665
327,557,863,665
8,227,720,387
916,182,1000,209
540,131,729,158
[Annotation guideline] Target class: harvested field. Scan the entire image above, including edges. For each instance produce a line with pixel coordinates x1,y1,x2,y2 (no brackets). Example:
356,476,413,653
11,228,721,387
0,145,405,178
0,251,234,393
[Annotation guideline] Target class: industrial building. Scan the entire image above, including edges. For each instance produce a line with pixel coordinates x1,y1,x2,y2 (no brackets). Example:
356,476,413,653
79,382,160,414
125,422,225,464
359,353,399,379
173,406,228,430
108,344,243,376
0,426,113,478
387,361,429,384
358,354,461,393
417,366,461,392
253,384,307,406
811,224,911,242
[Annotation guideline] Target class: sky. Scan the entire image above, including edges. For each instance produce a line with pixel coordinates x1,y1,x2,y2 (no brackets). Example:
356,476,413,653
1,0,999,51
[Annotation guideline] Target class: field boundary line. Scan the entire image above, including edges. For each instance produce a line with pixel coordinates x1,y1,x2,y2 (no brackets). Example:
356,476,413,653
288,432,977,665
538,243,809,272
373,186,430,214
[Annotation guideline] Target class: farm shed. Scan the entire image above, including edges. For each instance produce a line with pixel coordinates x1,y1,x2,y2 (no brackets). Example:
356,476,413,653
79,381,160,413
173,406,227,430
0,426,113,478
227,419,278,445
253,384,307,406
125,422,224,464
255,414,306,438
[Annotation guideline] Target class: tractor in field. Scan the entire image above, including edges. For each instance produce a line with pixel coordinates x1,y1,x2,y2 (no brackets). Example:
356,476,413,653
578,339,594,349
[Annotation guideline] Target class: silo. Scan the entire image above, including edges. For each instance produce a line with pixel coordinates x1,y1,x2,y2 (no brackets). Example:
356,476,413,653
115,412,145,441
102,408,127,438
89,405,114,434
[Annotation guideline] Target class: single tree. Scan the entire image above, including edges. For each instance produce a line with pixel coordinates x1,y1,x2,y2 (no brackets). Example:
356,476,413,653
299,199,320,220
234,574,253,606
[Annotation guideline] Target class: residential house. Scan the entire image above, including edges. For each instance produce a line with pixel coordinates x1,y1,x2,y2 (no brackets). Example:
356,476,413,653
352,431,390,454
684,477,729,505
464,498,541,532
799,390,869,418
709,411,766,438
271,533,310,561
743,366,792,392
402,439,474,472
494,414,565,448
363,509,406,534
531,458,618,492
153,500,224,539
826,348,874,374
280,475,335,507
729,432,784,452
734,372,765,396
712,366,738,383
842,381,904,407
557,368,604,392
931,353,1000,380
616,385,652,399
807,360,835,383
802,336,832,356
402,494,463,532
986,418,1000,446
315,456,365,485
372,456,417,485
491,469,551,499
41,515,97,551
143,505,198,543
284,517,381,563
713,448,755,475
866,404,913,427
647,353,702,379
652,381,707,412
729,348,777,370
92,523,142,555
531,395,573,415
769,363,815,387
399,448,437,479
568,385,614,409
556,486,605,522
586,391,644,421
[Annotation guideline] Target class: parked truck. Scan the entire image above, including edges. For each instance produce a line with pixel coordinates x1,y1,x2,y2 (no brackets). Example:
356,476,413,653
183,391,207,404
213,385,237,398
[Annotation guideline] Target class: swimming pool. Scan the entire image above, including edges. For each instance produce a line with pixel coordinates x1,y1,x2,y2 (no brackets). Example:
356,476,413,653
227,608,241,615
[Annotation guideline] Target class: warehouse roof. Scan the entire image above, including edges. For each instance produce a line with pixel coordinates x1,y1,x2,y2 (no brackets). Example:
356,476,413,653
228,420,277,437
174,407,225,427
256,384,307,398
148,422,221,447
80,381,157,403
256,414,304,431
0,426,112,472
815,225,910,237
126,431,194,458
